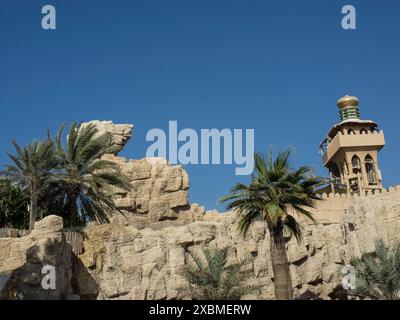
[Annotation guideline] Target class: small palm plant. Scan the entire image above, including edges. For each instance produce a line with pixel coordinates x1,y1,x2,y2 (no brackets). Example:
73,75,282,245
220,149,324,300
349,239,400,300
49,122,132,227
182,247,254,300
1,138,57,230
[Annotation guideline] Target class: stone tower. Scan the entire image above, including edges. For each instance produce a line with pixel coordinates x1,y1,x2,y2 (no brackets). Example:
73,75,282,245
319,95,385,195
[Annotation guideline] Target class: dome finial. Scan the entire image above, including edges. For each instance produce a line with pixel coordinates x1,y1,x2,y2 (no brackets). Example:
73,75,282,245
337,95,359,109
337,95,360,121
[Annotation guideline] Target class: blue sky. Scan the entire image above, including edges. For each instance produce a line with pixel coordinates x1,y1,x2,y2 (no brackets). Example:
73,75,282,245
0,0,399,211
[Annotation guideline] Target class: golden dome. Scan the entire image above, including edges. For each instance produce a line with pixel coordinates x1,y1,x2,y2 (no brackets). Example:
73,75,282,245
337,95,359,109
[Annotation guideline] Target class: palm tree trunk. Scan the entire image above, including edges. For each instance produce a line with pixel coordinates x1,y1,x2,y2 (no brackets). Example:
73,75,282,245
68,190,77,227
268,224,293,300
29,193,37,231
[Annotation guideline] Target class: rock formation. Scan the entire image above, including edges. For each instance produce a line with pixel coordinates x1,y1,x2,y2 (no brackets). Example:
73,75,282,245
81,120,133,155
0,216,74,299
1,121,400,300
103,154,204,228
72,187,400,300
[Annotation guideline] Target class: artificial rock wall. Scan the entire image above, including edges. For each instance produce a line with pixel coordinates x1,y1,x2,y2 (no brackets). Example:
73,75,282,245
0,216,74,299
74,186,400,300
1,121,400,300
73,121,400,300
103,154,205,228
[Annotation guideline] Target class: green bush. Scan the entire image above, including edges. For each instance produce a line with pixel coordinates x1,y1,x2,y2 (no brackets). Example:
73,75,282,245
0,179,30,229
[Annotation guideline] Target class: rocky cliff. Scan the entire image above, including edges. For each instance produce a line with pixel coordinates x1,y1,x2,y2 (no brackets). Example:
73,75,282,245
1,121,400,300
81,120,133,155
72,186,400,300
103,154,205,228
0,216,74,299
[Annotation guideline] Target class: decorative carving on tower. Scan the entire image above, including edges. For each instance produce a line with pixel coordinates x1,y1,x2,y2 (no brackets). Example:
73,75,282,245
319,95,385,195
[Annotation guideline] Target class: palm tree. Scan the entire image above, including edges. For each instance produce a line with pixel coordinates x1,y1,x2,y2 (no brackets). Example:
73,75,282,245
220,149,324,300
349,239,400,300
182,247,254,300
1,138,57,230
50,122,132,227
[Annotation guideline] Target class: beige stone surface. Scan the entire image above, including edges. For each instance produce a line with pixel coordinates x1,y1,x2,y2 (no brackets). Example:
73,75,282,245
2,121,400,300
73,186,400,300
0,216,73,299
1,175,400,301
104,154,195,226
81,120,133,155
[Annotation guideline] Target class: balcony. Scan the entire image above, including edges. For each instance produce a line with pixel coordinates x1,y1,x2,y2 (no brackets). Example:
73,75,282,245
322,130,385,165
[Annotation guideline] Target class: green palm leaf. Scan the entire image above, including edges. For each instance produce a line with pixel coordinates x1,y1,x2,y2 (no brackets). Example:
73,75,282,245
50,122,132,227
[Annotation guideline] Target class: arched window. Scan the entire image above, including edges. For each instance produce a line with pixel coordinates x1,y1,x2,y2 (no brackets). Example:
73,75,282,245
360,129,368,135
347,129,356,135
330,163,340,179
329,163,341,188
365,155,377,184
352,155,361,174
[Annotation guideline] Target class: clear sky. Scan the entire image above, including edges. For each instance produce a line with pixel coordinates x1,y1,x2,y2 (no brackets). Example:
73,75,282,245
1,0,399,211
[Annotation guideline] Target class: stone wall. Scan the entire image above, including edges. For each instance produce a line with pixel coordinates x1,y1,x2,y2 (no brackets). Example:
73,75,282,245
74,187,400,300
305,186,400,224
73,121,400,299
0,216,75,299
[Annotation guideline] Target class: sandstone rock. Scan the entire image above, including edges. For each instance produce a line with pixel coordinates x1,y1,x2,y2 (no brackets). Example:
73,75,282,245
30,215,64,237
0,215,73,300
2,189,400,300
81,120,133,155
3,121,400,300
146,157,168,165
148,200,177,222
73,188,400,300
102,154,194,225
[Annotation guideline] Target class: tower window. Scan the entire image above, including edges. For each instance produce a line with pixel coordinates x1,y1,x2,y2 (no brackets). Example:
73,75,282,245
365,155,377,185
360,129,368,135
330,163,340,180
347,129,356,135
351,155,361,174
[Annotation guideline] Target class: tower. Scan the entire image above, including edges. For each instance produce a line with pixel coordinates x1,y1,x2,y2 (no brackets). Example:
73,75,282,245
319,95,385,195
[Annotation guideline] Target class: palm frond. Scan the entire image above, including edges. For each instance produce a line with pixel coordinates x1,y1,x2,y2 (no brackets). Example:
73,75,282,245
48,122,133,226
221,147,323,241
349,239,400,300
182,247,257,300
